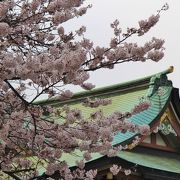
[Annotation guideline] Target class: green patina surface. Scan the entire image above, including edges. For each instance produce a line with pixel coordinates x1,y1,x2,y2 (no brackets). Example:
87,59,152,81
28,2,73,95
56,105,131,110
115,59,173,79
118,151,180,173
32,150,102,174
37,67,177,172
47,70,173,147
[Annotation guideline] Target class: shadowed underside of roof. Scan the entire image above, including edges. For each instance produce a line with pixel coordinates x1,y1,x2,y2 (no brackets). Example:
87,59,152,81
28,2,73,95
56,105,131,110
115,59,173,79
117,150,180,173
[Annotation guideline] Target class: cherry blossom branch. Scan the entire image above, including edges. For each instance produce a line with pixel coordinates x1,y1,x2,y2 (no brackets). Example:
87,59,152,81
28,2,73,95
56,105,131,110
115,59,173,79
4,168,35,174
4,79,29,106
85,57,135,71
29,79,64,104
2,171,21,180
83,32,136,66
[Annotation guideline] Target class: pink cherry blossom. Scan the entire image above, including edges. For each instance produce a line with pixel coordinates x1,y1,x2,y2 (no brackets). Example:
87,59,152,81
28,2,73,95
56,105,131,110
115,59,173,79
76,160,85,169
139,124,150,135
86,169,97,179
110,164,121,175
0,22,10,36
83,151,92,161
124,169,131,175
59,90,74,100
81,83,95,90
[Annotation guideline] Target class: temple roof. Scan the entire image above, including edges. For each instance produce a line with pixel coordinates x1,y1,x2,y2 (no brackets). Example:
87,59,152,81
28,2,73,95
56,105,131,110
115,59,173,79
37,66,180,175
38,66,174,147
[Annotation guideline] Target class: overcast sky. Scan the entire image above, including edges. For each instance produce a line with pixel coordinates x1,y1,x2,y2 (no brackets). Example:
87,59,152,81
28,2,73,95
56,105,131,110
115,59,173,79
64,0,180,92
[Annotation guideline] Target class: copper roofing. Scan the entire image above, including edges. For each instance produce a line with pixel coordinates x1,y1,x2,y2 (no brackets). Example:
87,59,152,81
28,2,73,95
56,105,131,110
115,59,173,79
36,67,180,174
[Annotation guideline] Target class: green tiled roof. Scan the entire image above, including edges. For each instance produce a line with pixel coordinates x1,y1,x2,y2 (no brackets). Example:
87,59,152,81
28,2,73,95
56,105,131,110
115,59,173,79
37,67,175,172
40,67,173,147
117,151,180,173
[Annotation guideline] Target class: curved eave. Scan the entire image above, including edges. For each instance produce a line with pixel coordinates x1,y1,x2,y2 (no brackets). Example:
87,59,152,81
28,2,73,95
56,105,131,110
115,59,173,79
112,85,173,147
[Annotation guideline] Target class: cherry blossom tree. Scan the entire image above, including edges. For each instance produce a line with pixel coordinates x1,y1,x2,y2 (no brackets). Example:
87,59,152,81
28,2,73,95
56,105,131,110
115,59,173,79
0,0,168,179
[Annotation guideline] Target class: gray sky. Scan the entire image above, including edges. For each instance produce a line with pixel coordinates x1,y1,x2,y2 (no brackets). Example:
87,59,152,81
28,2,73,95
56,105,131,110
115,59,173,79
64,0,180,92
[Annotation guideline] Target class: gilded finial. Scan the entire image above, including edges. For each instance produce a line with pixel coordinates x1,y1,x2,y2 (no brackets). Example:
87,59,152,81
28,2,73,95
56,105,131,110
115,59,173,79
169,66,174,73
